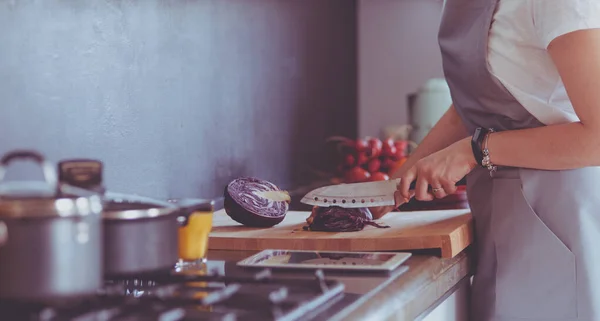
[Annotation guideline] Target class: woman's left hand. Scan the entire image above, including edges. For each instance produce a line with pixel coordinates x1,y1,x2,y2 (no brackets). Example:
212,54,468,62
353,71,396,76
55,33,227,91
398,137,477,201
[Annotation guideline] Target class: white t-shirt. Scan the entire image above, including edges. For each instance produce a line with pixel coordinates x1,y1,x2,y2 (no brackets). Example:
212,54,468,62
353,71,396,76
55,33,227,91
487,0,600,125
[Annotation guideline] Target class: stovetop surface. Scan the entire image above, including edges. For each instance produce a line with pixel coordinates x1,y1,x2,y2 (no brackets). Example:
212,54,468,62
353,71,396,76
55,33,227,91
0,258,411,321
0,264,349,321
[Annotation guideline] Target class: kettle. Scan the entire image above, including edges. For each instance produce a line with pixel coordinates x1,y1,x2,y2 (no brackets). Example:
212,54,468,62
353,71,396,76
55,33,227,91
408,78,453,144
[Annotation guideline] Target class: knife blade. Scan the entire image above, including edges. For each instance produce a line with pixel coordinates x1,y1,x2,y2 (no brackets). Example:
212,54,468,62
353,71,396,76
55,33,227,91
301,179,417,208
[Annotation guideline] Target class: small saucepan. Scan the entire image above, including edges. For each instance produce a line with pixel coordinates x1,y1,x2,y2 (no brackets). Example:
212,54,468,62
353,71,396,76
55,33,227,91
0,151,104,302
58,159,214,278
100,193,182,277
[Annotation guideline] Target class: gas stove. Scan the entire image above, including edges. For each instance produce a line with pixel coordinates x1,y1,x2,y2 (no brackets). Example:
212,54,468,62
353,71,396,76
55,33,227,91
0,265,346,321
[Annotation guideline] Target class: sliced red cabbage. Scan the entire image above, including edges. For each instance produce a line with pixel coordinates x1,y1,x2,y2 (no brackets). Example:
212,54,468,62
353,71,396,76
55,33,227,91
303,206,390,232
224,177,290,227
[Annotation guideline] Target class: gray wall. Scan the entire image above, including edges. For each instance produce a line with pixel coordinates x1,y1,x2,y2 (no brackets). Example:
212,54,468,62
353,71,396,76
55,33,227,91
358,0,445,138
0,0,357,200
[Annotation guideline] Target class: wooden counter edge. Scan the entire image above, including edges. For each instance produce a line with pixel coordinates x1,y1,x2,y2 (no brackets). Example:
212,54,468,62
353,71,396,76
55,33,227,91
440,215,474,258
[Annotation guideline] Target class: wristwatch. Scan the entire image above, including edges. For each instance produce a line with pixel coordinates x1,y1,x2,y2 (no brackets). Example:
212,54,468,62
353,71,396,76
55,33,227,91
471,127,489,167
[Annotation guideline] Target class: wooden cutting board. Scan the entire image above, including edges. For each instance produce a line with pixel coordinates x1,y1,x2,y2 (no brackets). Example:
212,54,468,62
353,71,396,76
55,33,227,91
208,209,473,258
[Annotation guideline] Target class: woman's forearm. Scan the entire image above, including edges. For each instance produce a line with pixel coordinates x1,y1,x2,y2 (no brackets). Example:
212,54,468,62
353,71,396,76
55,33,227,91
487,122,600,170
487,29,600,171
392,104,469,177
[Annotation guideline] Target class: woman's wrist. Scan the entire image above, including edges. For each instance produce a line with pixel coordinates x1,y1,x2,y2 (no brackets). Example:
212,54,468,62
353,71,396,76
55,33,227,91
459,137,478,169
468,127,498,174
480,130,497,172
470,127,492,166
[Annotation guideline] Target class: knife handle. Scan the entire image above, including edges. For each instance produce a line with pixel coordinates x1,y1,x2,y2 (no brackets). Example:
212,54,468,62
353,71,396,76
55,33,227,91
406,177,466,190
394,180,420,190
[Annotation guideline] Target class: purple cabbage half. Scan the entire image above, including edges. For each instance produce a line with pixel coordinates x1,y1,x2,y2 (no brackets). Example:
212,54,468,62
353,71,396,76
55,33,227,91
224,177,290,227
303,206,390,232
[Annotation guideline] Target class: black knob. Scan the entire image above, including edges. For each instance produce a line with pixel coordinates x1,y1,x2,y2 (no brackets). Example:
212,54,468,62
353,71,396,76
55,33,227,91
57,159,105,193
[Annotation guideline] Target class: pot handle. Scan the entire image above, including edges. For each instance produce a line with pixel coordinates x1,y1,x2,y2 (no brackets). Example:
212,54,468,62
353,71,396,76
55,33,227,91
0,221,7,247
0,150,58,187
170,198,215,227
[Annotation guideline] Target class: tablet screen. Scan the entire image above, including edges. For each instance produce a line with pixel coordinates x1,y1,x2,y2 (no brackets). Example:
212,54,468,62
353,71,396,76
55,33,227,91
237,250,411,271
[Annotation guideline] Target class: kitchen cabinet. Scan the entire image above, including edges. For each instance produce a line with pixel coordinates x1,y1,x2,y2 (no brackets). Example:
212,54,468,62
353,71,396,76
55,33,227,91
420,278,470,321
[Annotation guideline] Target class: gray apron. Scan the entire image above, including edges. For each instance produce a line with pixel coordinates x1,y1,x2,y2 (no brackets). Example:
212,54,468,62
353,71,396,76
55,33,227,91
438,0,600,320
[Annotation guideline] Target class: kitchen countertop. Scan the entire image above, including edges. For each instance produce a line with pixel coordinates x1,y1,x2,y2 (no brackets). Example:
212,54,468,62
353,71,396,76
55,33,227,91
207,247,473,321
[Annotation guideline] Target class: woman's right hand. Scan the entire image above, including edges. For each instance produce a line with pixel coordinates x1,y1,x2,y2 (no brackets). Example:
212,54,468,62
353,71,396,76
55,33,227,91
368,168,412,219
368,104,469,219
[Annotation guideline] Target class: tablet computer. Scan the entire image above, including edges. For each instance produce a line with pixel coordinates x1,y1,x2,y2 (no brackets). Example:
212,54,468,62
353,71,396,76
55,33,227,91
236,249,411,272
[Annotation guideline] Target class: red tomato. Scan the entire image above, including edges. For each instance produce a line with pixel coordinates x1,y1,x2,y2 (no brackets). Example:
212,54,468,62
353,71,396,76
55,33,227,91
380,158,397,173
367,158,381,173
368,172,390,181
381,138,397,157
344,166,371,183
366,137,383,158
355,139,369,152
356,152,369,166
344,154,356,167
382,137,394,149
394,140,408,158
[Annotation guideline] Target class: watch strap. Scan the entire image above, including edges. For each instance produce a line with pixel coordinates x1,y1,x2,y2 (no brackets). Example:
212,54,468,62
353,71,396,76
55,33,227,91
471,127,489,167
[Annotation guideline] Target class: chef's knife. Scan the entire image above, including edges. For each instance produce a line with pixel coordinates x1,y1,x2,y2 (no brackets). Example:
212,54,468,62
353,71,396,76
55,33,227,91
301,179,417,208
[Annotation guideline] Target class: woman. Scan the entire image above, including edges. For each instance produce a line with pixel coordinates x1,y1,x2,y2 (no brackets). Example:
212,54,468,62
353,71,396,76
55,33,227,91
378,0,600,320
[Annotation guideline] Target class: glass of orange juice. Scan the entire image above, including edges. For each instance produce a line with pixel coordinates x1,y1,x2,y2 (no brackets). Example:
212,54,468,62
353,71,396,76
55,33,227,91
168,198,214,270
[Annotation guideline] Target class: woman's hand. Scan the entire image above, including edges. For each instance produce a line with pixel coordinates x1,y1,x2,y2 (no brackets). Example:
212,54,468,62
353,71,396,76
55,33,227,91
368,189,409,219
366,105,470,219
398,137,476,201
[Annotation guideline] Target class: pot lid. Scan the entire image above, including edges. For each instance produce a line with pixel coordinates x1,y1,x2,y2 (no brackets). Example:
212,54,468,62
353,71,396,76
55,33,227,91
0,150,103,218
102,192,179,220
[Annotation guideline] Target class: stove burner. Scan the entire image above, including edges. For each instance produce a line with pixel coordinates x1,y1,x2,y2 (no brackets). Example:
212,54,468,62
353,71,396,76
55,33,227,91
0,268,345,321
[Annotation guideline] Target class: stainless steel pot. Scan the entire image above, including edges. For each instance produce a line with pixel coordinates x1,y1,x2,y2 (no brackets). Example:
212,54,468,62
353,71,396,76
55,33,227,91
57,159,213,278
102,193,181,277
0,150,104,302
104,195,217,277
